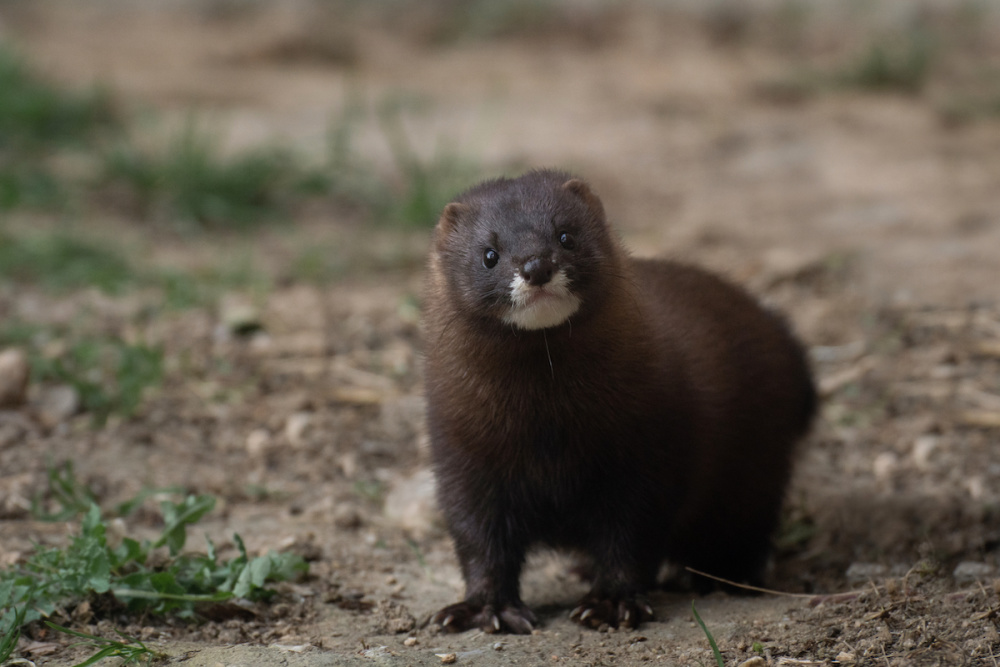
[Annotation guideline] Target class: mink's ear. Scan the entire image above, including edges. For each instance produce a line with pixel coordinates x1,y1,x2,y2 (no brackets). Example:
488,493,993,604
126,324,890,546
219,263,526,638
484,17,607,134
437,202,468,234
434,202,469,250
562,179,606,220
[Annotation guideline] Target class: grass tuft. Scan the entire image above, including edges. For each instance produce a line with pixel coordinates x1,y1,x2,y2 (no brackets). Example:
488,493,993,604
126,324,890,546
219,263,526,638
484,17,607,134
0,228,274,312
0,45,488,233
0,163,65,210
0,587,30,664
837,30,935,94
31,336,164,427
45,623,166,667
102,121,307,229
0,46,117,154
0,44,118,212
0,478,308,655
0,322,164,427
31,461,99,522
311,93,485,229
426,0,562,44
375,97,483,228
0,230,137,294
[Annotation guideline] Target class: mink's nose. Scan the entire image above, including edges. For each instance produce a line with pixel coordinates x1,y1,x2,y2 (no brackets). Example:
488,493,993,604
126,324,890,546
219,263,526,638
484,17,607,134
520,257,554,286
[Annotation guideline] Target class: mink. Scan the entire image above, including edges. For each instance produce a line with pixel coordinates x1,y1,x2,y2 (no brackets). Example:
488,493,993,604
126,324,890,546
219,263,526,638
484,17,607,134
422,170,816,633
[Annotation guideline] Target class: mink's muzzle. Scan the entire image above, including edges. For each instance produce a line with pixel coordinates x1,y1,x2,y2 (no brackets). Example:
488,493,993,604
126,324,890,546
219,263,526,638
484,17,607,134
519,256,555,287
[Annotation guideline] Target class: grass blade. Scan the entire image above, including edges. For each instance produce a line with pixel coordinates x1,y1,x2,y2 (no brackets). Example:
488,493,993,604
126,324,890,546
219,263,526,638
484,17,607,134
0,598,30,662
691,601,725,667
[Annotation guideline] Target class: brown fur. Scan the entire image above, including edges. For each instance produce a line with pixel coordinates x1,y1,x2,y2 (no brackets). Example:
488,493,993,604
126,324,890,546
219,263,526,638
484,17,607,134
423,170,816,633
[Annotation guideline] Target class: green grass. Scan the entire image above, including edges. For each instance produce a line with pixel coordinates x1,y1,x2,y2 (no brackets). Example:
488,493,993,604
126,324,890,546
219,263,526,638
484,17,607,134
102,121,310,229
0,479,308,661
838,31,935,94
0,230,138,294
775,510,818,553
0,162,65,210
421,0,563,45
0,44,117,212
373,96,483,228
45,623,166,667
0,46,117,154
310,93,480,229
0,320,164,427
766,27,940,102
0,44,487,233
0,588,28,664
691,601,725,667
290,244,348,284
31,336,164,427
31,461,99,522
0,228,273,311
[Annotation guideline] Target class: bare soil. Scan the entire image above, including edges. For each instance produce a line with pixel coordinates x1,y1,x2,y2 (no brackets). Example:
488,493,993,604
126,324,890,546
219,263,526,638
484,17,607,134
2,2,1000,665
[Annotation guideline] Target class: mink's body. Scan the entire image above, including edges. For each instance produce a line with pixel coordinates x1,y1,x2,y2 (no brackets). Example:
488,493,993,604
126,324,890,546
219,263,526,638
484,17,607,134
423,170,816,634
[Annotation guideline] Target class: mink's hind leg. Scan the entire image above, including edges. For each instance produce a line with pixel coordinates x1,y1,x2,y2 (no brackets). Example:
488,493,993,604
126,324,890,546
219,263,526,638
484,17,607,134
677,509,776,595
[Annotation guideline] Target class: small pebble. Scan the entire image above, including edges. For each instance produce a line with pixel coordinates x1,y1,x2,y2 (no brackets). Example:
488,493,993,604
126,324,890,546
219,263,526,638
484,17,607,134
846,562,887,584
403,636,417,647
911,435,937,470
966,476,985,501
219,295,263,337
246,428,270,458
872,452,897,480
36,384,80,427
333,503,363,529
953,561,995,584
436,653,457,664
0,348,29,408
284,411,312,448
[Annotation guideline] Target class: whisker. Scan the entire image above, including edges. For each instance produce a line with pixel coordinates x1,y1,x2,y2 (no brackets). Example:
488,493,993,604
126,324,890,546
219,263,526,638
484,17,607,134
542,330,554,380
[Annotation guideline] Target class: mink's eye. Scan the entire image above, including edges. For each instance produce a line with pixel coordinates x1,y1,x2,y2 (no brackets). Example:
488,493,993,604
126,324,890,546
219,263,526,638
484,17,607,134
483,248,499,269
558,232,575,250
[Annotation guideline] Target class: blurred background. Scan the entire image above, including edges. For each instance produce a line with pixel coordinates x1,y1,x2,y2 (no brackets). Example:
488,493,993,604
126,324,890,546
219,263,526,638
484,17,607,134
2,0,999,304
2,0,1000,663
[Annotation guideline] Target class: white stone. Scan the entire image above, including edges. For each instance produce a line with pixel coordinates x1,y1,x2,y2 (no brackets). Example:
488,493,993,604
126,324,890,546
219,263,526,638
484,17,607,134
845,562,887,584
36,384,80,427
0,348,30,408
284,412,312,448
246,428,270,458
911,435,937,470
872,452,898,480
953,561,995,584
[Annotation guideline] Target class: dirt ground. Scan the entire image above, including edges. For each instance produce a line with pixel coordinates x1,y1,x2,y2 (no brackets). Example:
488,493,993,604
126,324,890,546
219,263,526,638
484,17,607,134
2,1,1000,665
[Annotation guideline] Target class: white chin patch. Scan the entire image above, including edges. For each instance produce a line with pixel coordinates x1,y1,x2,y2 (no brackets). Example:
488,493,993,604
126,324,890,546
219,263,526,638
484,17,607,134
501,271,581,331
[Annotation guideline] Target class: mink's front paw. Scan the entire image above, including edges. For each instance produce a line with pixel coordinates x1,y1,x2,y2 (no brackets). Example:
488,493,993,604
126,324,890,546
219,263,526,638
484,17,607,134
433,600,538,634
569,594,654,630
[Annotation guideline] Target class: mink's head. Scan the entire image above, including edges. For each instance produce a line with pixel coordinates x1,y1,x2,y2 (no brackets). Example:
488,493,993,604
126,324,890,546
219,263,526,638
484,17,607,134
431,170,620,331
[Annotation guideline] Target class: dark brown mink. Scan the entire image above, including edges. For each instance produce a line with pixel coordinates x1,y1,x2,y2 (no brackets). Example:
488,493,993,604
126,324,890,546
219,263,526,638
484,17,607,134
423,169,816,634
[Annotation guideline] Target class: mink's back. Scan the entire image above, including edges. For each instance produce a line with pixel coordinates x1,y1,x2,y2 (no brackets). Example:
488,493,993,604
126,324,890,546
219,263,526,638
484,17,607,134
631,258,816,439
629,258,816,574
